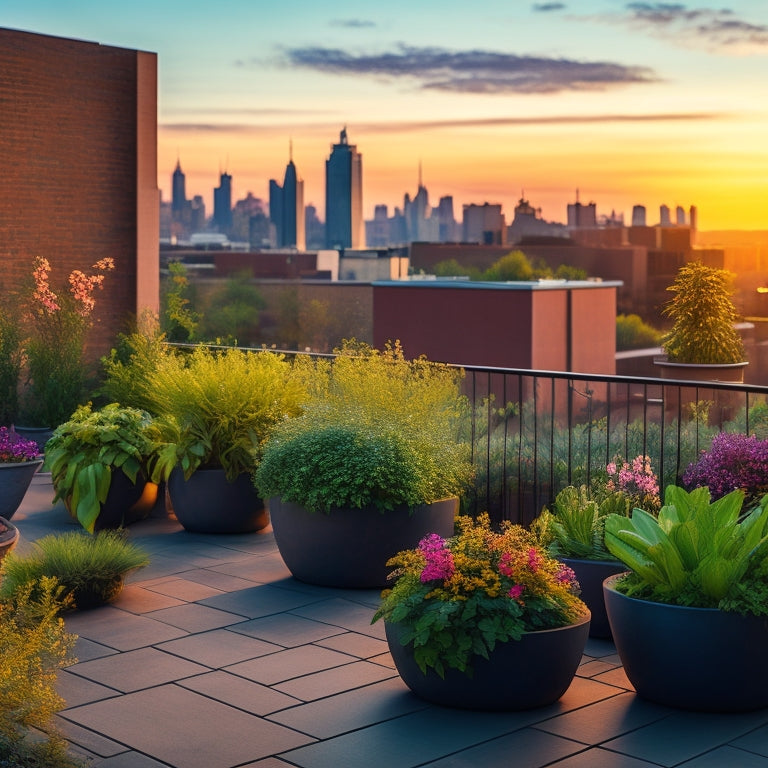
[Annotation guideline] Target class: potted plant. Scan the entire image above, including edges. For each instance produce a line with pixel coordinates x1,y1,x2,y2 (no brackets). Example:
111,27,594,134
254,341,473,587
0,530,149,610
533,456,661,638
372,513,590,710
147,346,306,534
0,426,44,521
655,261,747,382
45,403,166,534
603,484,768,711
0,303,23,427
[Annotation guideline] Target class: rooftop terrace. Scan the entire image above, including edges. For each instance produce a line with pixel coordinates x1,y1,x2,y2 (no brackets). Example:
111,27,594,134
9,475,768,768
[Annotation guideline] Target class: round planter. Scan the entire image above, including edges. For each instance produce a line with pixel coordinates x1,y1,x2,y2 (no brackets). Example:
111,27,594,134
11,426,55,454
560,557,626,639
654,357,748,383
269,497,459,588
92,470,160,532
385,613,590,710
168,467,269,534
0,459,44,519
604,574,768,711
0,516,19,561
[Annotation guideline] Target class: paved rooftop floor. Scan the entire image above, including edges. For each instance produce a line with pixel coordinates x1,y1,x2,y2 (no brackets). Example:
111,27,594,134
7,475,768,768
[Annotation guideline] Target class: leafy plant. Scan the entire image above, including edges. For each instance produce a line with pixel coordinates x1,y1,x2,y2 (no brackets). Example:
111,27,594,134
255,341,473,512
661,261,745,365
604,485,768,613
0,304,23,426
45,403,168,533
616,313,662,351
0,531,148,609
148,347,306,480
372,513,587,677
0,578,80,763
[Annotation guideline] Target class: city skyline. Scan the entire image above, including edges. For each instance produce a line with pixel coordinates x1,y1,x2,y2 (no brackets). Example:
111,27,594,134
4,1,767,230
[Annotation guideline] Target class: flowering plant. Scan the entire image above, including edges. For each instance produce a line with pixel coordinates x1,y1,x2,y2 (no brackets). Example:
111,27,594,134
21,256,114,427
605,454,661,514
372,513,588,677
682,432,768,510
0,427,39,463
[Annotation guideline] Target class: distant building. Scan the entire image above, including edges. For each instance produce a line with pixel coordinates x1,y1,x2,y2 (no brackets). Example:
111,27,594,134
269,151,305,250
567,191,597,228
507,197,568,243
660,205,671,226
213,172,233,234
325,127,363,249
305,204,325,250
632,205,647,227
172,160,186,214
676,205,686,226
463,203,506,245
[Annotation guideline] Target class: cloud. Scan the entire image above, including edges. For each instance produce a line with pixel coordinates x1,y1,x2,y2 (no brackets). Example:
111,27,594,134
621,3,768,52
330,18,377,28
281,44,659,94
532,3,566,11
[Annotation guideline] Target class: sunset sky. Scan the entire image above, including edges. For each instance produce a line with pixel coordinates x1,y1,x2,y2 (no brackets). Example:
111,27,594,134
5,1,768,230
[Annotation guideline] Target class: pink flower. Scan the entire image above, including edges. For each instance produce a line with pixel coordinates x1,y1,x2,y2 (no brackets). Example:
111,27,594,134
508,584,525,600
527,548,542,572
418,534,455,582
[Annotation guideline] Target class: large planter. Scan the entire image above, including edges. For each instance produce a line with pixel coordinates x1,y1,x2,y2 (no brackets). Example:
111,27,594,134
0,516,19,561
604,575,768,712
269,497,459,588
385,614,590,710
654,357,748,383
0,459,44,519
11,426,55,454
560,557,625,639
168,467,269,534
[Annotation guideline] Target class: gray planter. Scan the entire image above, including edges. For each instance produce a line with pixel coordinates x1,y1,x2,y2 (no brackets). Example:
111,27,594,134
604,574,768,711
0,459,44,519
560,557,626,639
269,497,458,588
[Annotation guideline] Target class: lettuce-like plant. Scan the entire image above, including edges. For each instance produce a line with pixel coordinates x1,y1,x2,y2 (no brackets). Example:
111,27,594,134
605,485,768,612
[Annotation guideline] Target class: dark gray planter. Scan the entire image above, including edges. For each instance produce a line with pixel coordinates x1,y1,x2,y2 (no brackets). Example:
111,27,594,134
92,470,159,532
168,467,269,534
560,557,626,639
604,574,768,711
269,497,459,588
385,613,590,710
0,459,44,519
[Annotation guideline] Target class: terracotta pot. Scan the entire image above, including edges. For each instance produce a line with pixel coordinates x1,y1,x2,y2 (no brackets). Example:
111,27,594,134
0,516,19,561
385,613,590,710
269,497,458,588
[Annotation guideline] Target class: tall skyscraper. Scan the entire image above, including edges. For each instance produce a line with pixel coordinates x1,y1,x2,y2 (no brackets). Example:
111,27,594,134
632,205,647,226
213,171,233,233
269,147,305,249
325,127,363,250
172,160,186,214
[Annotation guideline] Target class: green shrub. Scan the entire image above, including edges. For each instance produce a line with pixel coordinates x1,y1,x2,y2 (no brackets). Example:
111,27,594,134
616,314,662,350
0,531,149,609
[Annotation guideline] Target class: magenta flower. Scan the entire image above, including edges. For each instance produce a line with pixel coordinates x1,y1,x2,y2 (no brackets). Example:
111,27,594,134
508,584,525,600
418,533,455,582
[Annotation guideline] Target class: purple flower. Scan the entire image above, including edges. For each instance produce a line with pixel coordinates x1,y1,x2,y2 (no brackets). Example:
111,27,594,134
0,427,40,463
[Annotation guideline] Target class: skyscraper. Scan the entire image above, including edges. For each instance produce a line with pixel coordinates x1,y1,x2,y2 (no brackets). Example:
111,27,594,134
325,127,363,250
269,147,305,249
213,171,233,234
172,160,186,214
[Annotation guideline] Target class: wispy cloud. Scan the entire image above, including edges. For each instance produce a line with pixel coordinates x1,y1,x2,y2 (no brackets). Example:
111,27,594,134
280,44,659,94
619,4,768,52
532,3,566,12
330,18,377,29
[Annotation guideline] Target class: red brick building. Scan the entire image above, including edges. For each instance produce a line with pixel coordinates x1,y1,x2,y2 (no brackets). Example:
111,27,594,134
0,28,159,356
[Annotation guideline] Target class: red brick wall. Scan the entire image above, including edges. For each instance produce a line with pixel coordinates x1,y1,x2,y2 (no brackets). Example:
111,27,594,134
0,28,158,357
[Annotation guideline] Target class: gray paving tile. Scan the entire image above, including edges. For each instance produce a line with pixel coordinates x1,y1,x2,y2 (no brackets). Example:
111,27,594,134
273,659,397,701
577,659,620,678
534,691,670,745
71,636,119,663
143,576,226,601
583,638,620,658
112,584,186,613
315,631,390,659
605,710,768,767
211,551,294,582
678,745,768,767
93,752,172,768
57,668,120,708
199,583,325,618
157,627,282,667
68,647,209,692
145,602,248,632
267,677,429,738
592,665,634,690
54,716,128,759
292,597,386,638
178,670,301,715
64,605,187,650
62,684,314,768
733,725,768,757
229,612,346,646
165,568,258,592
542,747,662,767
225,645,356,685
421,727,585,767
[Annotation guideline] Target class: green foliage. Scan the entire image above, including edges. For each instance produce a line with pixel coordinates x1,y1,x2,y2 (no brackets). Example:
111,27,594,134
0,304,23,425
372,514,587,677
0,531,149,609
148,347,307,480
662,261,745,364
605,485,768,613
554,264,588,280
198,273,264,345
482,251,534,281
616,313,662,351
161,261,200,342
533,485,631,560
431,259,482,280
255,340,474,512
0,578,76,753
45,403,167,533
